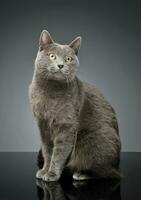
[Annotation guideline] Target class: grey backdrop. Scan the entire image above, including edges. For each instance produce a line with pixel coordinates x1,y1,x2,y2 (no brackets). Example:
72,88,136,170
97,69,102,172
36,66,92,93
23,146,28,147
0,0,141,152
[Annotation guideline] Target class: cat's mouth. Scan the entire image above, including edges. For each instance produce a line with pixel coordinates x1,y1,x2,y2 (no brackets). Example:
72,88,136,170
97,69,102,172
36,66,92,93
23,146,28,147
54,70,62,73
48,70,67,81
47,68,72,82
49,69,62,74
51,69,68,76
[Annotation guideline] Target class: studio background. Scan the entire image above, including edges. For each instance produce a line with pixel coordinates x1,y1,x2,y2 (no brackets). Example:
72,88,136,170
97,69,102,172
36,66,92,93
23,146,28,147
0,0,140,152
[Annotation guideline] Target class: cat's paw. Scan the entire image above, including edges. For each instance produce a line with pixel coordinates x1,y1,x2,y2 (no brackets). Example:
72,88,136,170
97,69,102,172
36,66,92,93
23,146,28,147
42,171,60,182
36,169,47,179
73,172,92,181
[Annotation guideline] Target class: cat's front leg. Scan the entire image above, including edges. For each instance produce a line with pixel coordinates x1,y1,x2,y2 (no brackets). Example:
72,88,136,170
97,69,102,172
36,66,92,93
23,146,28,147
42,124,76,182
36,119,53,179
36,143,52,179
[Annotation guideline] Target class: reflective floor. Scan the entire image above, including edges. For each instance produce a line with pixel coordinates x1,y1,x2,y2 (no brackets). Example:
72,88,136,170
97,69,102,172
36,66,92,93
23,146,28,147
0,153,141,199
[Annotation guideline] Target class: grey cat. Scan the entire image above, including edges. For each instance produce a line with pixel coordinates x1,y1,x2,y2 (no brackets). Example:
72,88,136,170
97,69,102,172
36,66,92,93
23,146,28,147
29,30,121,182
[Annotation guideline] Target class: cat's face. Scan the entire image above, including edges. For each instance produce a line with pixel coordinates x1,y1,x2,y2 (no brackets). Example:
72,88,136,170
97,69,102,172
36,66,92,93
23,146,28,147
35,30,81,82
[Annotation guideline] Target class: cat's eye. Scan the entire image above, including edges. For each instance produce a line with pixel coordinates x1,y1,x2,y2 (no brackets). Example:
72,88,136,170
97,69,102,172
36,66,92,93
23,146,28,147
65,56,73,63
48,53,56,60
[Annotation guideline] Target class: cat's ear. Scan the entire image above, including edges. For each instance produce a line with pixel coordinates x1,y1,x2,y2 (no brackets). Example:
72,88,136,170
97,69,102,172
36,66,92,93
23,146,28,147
69,36,82,55
39,30,54,51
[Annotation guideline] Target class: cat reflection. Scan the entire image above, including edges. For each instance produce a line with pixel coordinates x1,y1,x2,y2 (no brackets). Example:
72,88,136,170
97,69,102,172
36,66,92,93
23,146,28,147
36,179,121,200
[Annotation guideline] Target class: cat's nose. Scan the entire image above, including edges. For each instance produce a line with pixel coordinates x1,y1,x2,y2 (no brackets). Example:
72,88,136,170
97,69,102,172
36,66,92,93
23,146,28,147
58,64,64,69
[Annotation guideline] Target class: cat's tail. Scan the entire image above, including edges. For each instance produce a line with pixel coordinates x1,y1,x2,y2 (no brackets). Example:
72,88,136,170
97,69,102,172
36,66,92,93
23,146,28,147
37,148,44,169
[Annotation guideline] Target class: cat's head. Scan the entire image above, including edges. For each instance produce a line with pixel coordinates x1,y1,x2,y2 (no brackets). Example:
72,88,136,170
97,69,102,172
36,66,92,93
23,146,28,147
35,30,81,82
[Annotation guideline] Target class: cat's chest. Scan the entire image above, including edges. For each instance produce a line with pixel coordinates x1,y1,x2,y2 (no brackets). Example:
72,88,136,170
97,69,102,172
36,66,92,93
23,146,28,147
44,98,61,126
32,92,65,125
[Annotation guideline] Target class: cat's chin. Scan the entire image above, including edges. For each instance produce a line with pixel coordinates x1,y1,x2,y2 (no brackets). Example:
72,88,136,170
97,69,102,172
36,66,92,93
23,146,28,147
47,72,73,83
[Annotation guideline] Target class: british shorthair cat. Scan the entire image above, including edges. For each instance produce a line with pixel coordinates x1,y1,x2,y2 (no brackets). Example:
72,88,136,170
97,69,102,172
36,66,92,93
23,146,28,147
29,30,121,182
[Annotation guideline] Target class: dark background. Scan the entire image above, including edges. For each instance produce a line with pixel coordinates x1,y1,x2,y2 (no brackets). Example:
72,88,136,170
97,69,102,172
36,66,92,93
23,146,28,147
0,0,141,152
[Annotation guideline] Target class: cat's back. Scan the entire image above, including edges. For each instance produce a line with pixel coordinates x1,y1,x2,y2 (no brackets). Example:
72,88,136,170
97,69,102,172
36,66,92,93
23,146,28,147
82,80,112,109
78,79,118,130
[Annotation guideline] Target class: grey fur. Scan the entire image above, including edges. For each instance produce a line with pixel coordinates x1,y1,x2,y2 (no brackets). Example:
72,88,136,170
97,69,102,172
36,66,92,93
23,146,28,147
29,30,121,182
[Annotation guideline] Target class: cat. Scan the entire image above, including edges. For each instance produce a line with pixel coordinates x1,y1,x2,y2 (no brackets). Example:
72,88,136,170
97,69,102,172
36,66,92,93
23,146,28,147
29,30,122,182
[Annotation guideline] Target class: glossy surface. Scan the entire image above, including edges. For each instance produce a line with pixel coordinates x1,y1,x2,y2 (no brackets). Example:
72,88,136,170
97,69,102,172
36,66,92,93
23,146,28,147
0,153,141,199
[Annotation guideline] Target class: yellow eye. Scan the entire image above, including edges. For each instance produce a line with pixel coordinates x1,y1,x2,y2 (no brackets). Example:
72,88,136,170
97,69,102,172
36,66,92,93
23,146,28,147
48,53,56,60
65,56,72,63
